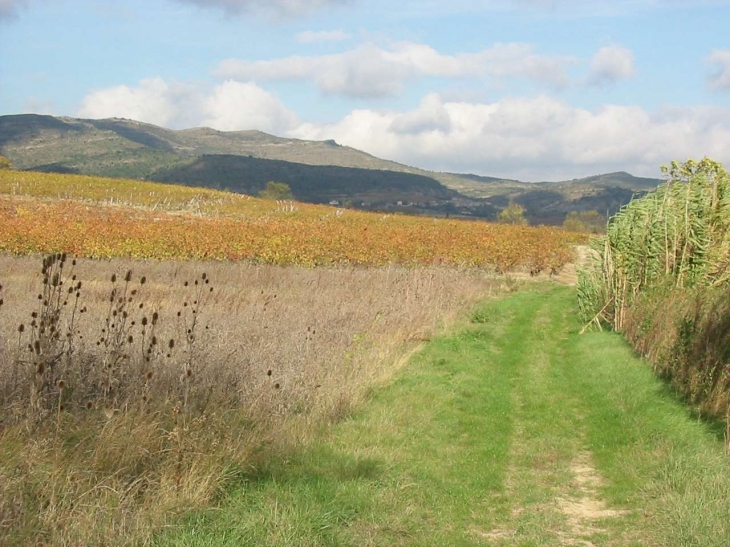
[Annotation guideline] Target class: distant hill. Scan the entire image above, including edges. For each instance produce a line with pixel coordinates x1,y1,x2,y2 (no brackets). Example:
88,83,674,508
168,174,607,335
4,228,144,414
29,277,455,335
0,114,663,223
152,154,458,204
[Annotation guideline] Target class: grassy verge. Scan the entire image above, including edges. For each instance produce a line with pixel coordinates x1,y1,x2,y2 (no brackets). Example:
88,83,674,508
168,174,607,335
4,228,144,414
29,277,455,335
0,256,500,546
157,286,730,546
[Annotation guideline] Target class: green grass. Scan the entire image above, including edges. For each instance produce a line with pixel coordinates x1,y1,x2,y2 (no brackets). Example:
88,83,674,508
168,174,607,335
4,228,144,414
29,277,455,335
156,286,730,546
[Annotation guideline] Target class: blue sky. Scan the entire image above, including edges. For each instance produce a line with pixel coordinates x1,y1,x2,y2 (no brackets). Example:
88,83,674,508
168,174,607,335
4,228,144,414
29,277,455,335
1,0,730,180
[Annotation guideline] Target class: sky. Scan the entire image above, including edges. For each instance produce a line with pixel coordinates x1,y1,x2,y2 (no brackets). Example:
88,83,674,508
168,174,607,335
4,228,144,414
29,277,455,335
1,0,730,180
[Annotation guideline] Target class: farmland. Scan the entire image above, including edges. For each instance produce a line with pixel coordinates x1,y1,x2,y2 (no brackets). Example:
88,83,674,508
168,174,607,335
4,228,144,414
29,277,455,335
1,166,728,547
0,170,584,270
0,169,585,545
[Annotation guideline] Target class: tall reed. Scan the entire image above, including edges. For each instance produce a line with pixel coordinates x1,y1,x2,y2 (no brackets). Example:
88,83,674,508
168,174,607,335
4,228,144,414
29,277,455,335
577,158,730,423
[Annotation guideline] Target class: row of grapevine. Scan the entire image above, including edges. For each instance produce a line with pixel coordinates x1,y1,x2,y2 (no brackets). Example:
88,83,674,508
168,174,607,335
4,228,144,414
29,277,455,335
0,170,584,271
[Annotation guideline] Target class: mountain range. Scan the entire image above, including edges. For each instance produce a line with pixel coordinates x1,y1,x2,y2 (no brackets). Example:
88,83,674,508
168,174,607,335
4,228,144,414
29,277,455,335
0,114,663,224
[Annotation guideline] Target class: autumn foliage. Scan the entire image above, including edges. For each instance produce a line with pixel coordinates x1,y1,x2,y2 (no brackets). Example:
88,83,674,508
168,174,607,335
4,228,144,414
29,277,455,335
0,170,584,272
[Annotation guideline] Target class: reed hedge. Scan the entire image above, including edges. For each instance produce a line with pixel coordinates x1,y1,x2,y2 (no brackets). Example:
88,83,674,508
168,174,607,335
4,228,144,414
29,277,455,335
578,158,730,422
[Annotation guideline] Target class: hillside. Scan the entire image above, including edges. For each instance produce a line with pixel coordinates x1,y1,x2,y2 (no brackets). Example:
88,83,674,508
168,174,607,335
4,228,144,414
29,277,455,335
151,154,458,204
0,114,662,223
0,114,453,181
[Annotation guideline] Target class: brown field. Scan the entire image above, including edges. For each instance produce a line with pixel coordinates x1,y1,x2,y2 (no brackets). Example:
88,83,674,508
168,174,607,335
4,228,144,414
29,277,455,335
0,170,585,271
0,254,506,546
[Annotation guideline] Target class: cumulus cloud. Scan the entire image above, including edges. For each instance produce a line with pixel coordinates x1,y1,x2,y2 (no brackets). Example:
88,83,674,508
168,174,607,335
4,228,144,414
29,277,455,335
296,30,351,43
77,77,730,180
587,45,635,86
377,0,730,18
389,94,452,134
201,81,299,132
214,42,576,98
78,78,202,128
290,95,730,180
171,0,349,17
707,49,730,90
0,0,27,19
509,0,730,13
77,78,298,134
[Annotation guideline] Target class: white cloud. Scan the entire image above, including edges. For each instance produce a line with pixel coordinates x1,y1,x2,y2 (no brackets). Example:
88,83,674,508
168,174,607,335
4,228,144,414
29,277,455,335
0,0,27,19
214,42,576,98
78,78,185,127
296,30,351,43
77,78,298,134
201,80,299,132
389,93,452,134
171,0,349,17
366,0,730,19
77,78,730,181
587,45,635,86
290,95,730,180
707,49,730,91
510,0,730,13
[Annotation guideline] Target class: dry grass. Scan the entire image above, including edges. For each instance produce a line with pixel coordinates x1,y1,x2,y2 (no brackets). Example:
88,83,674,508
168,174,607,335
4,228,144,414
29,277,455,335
0,254,503,546
623,284,730,421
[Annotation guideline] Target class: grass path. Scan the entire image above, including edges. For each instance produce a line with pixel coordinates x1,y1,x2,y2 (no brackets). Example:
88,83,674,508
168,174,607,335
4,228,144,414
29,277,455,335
158,286,730,546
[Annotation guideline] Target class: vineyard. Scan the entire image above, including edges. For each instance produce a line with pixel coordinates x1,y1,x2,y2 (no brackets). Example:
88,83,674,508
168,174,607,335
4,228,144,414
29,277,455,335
0,170,584,271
